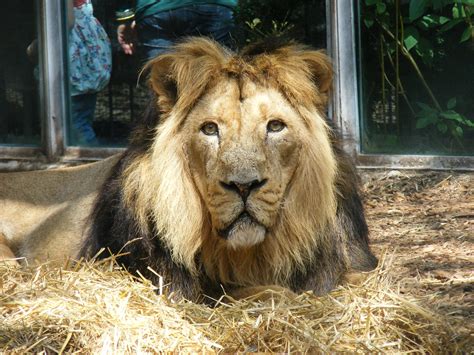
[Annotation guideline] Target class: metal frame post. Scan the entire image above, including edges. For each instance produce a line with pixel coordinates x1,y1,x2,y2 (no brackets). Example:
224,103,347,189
40,0,68,161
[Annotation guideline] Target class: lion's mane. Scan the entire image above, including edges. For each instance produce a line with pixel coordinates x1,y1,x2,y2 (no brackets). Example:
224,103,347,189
81,38,377,301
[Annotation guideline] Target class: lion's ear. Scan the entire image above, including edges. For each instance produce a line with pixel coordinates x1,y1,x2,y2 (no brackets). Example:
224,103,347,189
258,44,334,111
300,50,333,99
147,55,178,114
145,38,228,116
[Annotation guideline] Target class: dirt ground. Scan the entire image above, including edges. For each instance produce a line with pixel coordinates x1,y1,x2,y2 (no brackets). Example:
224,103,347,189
361,169,473,342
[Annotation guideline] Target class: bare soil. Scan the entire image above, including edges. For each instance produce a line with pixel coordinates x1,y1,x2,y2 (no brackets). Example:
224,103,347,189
361,170,473,343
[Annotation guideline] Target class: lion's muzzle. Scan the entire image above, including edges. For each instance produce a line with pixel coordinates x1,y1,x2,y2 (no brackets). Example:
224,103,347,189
220,178,268,202
213,176,271,248
217,211,267,249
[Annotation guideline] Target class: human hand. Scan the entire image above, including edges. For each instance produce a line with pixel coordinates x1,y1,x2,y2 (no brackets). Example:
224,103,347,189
117,21,137,55
26,39,38,63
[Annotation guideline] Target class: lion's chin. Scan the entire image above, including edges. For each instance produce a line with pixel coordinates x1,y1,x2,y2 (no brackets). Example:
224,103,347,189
218,212,266,249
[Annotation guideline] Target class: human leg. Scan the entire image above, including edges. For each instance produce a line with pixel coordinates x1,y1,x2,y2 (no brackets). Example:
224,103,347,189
70,93,98,145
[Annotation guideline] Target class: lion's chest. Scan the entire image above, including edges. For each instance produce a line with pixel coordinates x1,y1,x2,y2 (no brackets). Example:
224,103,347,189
200,238,291,288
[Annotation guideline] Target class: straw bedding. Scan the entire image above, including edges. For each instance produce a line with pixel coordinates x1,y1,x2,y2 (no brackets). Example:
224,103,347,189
1,170,472,353
0,256,468,353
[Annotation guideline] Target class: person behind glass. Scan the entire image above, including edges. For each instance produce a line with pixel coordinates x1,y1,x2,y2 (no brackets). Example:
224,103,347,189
68,0,112,145
115,0,237,63
26,1,111,145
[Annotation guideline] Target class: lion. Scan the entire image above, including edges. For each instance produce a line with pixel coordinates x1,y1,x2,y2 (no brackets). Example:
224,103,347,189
0,155,120,264
0,37,377,301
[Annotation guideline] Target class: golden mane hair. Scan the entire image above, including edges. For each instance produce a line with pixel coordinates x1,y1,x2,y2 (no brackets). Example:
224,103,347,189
122,38,343,287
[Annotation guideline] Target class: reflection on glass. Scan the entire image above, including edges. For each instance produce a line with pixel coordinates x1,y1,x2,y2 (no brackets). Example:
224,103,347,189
68,0,327,147
233,0,327,49
67,0,112,146
0,1,41,146
66,0,149,147
358,1,474,155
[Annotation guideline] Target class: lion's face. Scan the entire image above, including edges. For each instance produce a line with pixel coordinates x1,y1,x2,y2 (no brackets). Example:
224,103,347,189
132,38,338,273
182,79,302,248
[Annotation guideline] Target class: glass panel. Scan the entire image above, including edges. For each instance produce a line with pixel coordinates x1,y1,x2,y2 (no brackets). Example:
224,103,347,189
66,0,138,147
357,1,474,156
66,0,327,147
233,0,327,48
0,1,41,146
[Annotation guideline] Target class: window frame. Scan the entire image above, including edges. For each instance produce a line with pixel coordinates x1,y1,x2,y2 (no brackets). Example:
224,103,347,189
0,1,70,164
0,0,123,170
0,0,472,171
328,0,473,170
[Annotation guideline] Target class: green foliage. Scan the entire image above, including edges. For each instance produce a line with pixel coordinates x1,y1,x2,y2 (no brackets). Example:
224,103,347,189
415,100,474,138
409,0,430,22
365,0,473,60
233,0,327,48
460,25,473,41
404,27,420,51
243,17,294,40
363,0,473,146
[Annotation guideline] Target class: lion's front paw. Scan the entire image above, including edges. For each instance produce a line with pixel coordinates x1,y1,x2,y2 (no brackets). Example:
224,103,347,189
226,285,297,302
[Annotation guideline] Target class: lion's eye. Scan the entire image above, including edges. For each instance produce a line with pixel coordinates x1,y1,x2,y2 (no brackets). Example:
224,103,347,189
267,120,286,133
201,122,219,136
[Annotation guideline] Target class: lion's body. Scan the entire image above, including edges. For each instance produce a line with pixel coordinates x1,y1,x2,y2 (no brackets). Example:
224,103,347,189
0,155,120,263
1,38,377,301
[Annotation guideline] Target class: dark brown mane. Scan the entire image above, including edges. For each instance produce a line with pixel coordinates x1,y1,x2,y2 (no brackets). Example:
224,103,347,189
239,36,297,57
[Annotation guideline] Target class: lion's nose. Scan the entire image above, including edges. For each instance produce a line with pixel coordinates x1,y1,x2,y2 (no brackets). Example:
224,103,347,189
220,179,268,202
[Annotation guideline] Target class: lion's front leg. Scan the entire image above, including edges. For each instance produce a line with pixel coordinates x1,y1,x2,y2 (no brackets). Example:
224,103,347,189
0,233,19,266
226,285,297,302
144,260,204,302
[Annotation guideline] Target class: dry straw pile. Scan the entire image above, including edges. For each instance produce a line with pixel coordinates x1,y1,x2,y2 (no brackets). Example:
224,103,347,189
0,256,468,353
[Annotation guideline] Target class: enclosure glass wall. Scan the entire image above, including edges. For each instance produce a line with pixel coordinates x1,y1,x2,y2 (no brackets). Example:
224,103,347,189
357,0,474,156
0,1,42,146
67,0,328,147
233,0,327,48
66,0,142,147
0,0,328,151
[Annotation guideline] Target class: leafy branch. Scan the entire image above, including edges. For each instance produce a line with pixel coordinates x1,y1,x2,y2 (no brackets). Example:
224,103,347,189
364,0,474,145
